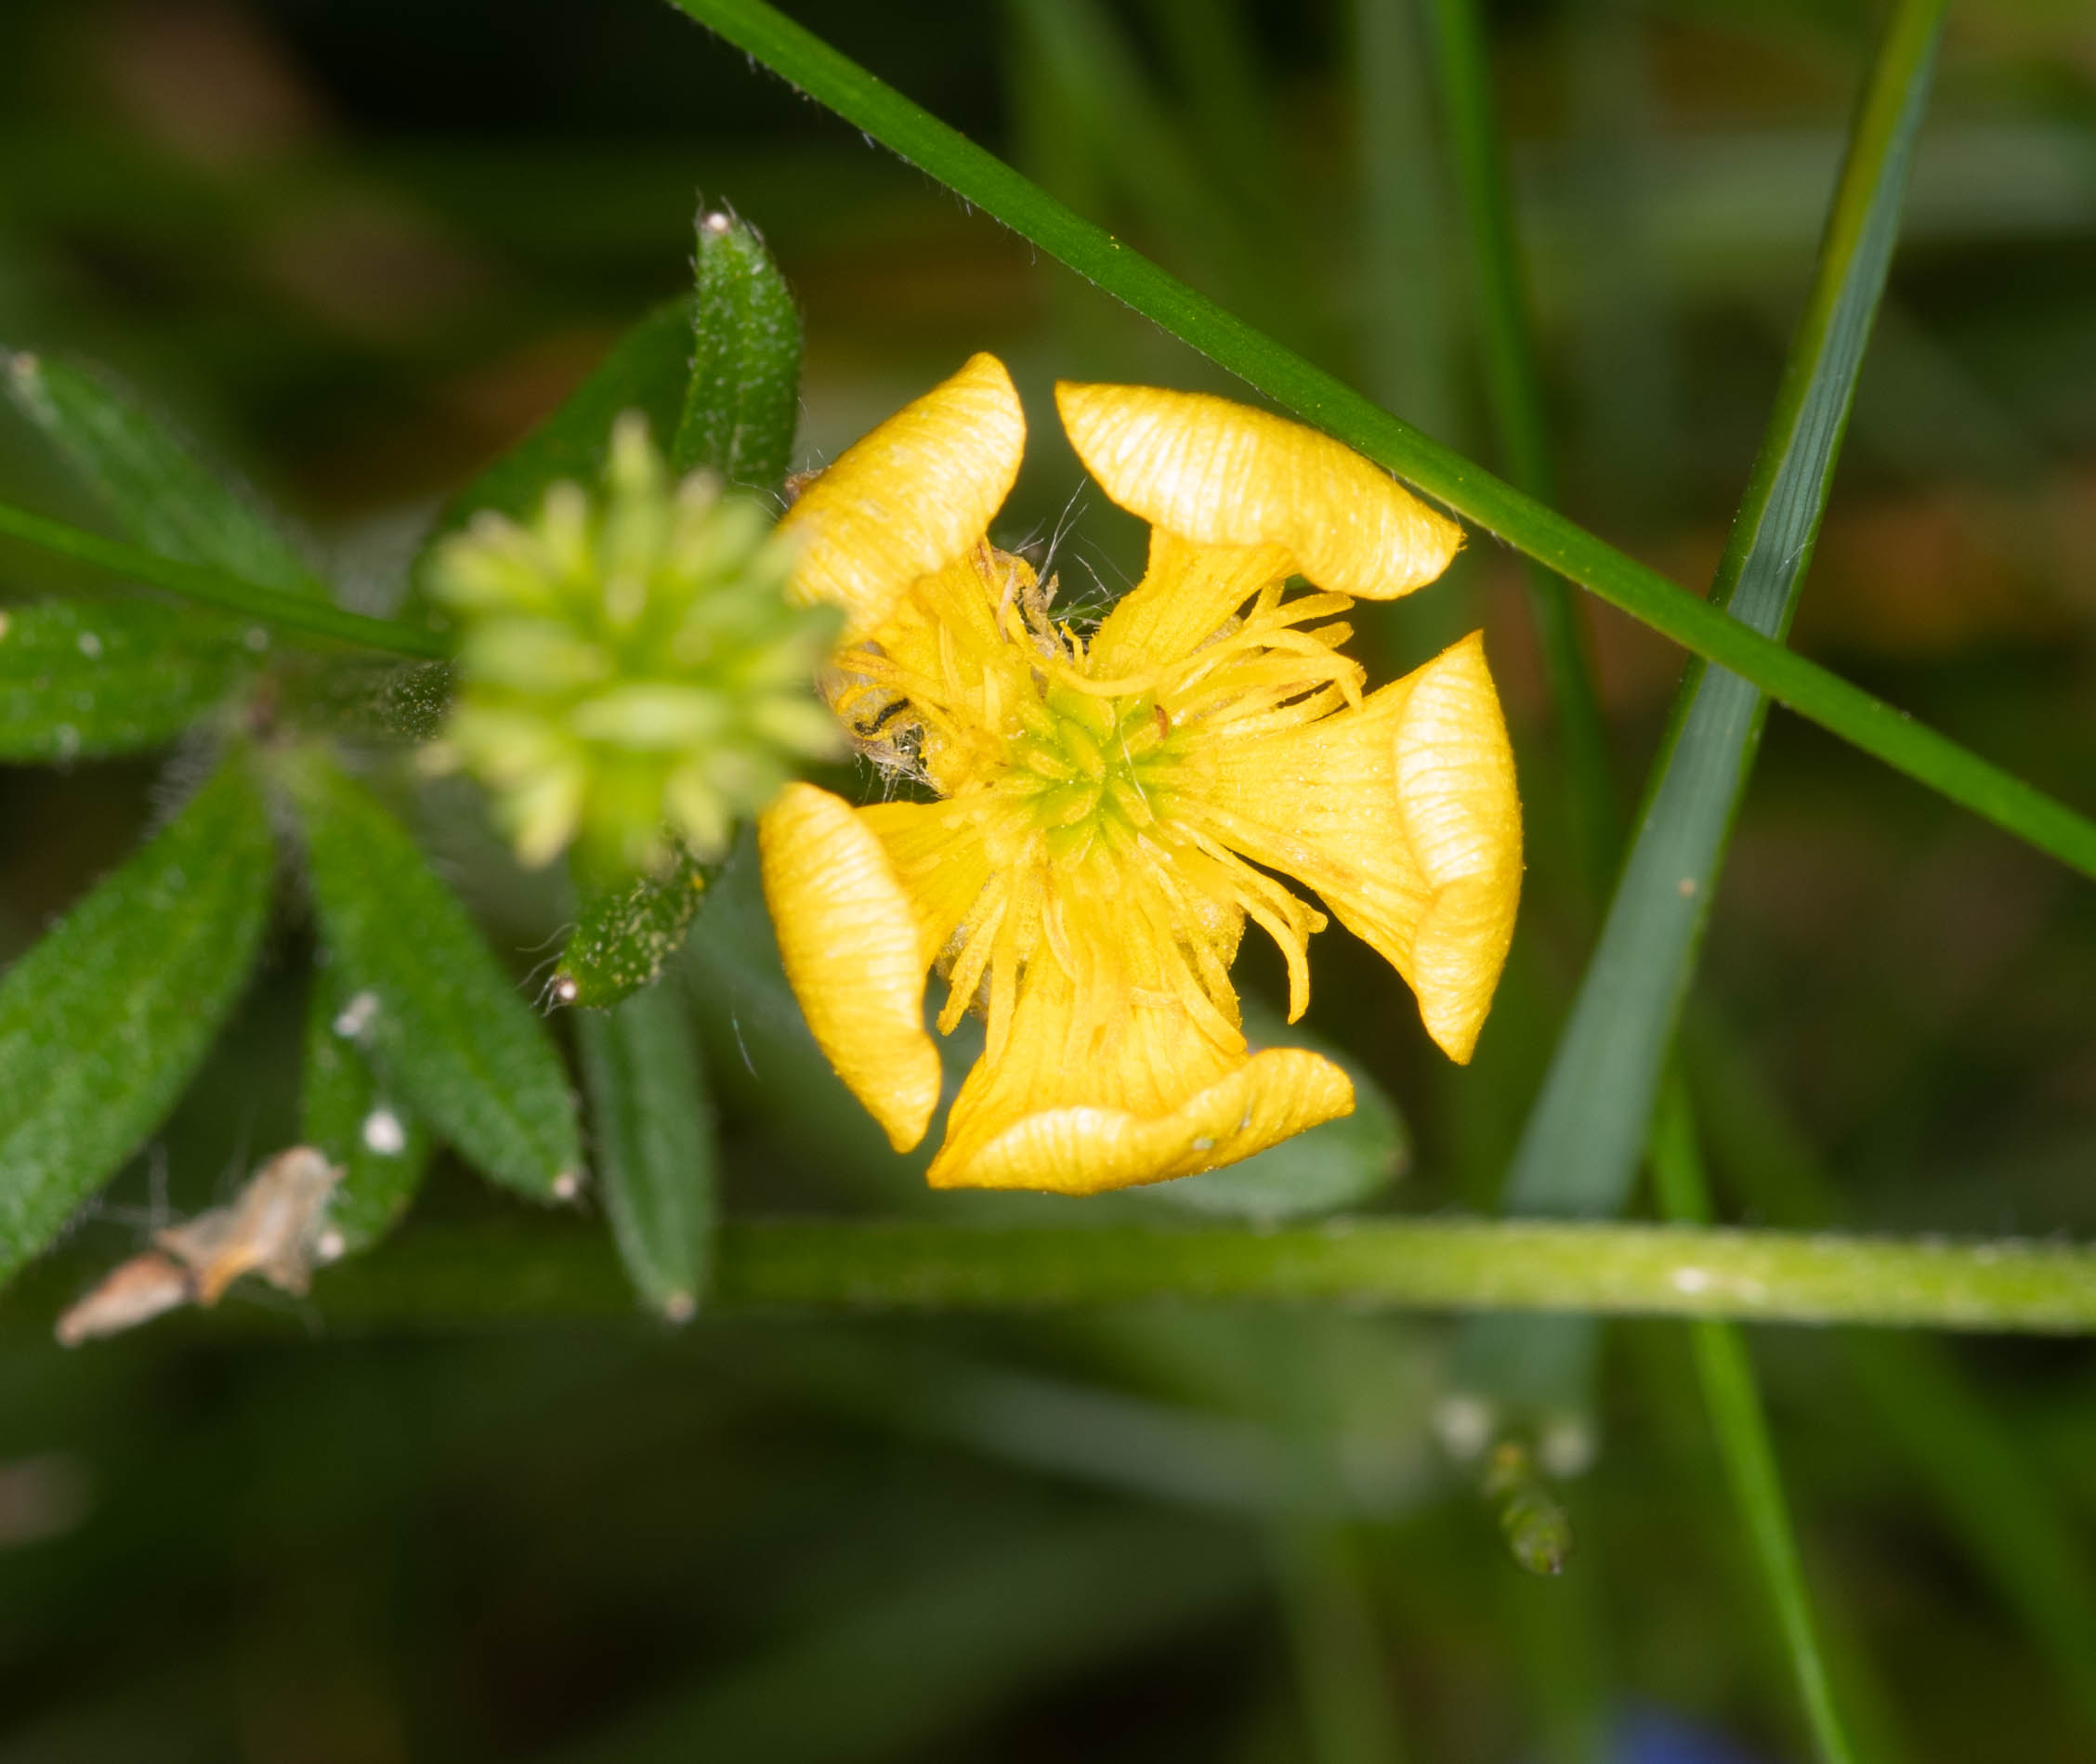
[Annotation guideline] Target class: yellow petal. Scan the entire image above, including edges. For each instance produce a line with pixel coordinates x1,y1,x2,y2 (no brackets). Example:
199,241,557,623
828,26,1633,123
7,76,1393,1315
1391,631,1524,1061
1186,631,1522,1063
780,353,1025,642
1085,529,1295,678
757,784,942,1151
1055,381,1462,599
927,956,1354,1195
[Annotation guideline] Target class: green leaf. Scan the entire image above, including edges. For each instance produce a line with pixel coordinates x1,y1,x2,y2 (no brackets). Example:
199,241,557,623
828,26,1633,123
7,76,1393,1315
665,0,2096,882
674,207,802,494
1139,1001,1407,1222
5,350,327,600
0,598,253,760
0,751,273,1286
1452,0,1949,1440
554,853,712,1011
300,964,435,1256
576,985,716,1320
425,297,696,551
284,750,583,1202
0,501,450,660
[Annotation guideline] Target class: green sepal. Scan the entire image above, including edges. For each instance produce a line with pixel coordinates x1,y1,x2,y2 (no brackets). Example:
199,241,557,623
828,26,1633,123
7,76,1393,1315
556,852,714,1010
283,750,584,1202
300,963,435,1256
0,750,274,1286
576,985,716,1320
5,349,327,599
0,598,255,760
674,206,803,495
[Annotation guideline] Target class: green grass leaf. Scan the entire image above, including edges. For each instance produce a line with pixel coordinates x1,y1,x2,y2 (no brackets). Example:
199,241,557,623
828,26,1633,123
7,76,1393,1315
5,349,328,600
0,598,253,760
1650,1081,1859,1764
575,984,716,1320
1692,1018,2096,1741
1452,0,1948,1439
675,207,802,494
0,751,273,1286
300,964,435,1257
1421,0,1618,897
284,750,583,1202
663,0,2096,882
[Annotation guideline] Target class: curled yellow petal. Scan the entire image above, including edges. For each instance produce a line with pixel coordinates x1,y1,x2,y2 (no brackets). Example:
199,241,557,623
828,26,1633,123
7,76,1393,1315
1391,631,1523,1062
757,783,942,1151
927,958,1355,1195
1185,631,1521,1063
1055,381,1462,599
780,352,1025,641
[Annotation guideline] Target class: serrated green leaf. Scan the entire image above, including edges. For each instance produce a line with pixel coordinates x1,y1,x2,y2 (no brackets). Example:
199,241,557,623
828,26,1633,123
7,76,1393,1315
556,854,712,1010
301,964,434,1256
0,598,254,760
576,985,716,1320
673,207,802,494
424,298,696,553
284,751,583,1202
4,350,327,599
0,751,273,1286
1140,1002,1407,1222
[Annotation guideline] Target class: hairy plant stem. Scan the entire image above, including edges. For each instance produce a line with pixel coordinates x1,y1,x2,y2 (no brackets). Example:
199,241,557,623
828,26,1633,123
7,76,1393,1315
182,1218,2096,1334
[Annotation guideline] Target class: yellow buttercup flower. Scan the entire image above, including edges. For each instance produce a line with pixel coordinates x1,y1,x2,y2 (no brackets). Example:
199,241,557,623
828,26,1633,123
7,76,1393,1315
759,354,1522,1196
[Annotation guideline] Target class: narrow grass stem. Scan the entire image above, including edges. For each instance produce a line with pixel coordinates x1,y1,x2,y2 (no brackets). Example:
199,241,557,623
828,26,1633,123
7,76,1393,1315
0,500,450,660
666,0,2096,882
1653,1080,1859,1764
1422,0,1618,894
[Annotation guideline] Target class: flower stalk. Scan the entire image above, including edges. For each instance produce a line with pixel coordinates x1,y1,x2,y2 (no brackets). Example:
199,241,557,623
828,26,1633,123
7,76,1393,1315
279,1217,2096,1337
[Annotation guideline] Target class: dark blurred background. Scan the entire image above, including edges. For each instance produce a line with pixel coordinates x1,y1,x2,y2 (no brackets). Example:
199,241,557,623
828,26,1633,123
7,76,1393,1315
2,1,2095,1758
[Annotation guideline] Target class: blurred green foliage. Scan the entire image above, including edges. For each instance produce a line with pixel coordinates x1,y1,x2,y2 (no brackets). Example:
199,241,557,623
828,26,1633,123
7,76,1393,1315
2,1,2095,1760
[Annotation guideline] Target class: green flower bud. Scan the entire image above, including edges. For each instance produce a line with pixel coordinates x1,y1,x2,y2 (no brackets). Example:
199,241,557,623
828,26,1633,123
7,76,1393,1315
427,412,841,875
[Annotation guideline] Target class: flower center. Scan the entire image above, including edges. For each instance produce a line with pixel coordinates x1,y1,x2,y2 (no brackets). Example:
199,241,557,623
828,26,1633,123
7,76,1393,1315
1008,677,1180,861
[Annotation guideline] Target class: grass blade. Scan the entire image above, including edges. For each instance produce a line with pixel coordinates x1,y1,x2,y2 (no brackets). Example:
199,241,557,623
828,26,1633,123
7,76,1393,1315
284,750,583,1203
1352,0,1461,451
0,751,273,1286
1449,0,1949,1439
1650,1079,1859,1764
662,0,2096,881
1421,0,1618,897
575,984,717,1321
5,350,328,600
0,598,254,760
1692,1019,2096,1739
